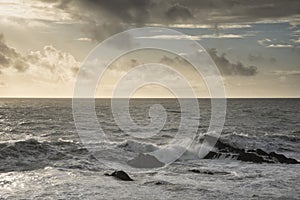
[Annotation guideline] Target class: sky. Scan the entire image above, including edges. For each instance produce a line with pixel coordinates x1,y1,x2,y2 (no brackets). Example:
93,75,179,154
0,0,299,98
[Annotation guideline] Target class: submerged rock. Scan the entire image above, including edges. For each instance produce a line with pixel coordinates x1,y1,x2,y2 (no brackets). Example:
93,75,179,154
105,170,133,181
143,180,171,186
188,169,230,175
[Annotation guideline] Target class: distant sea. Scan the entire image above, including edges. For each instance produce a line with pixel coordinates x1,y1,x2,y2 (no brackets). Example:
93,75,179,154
0,98,299,199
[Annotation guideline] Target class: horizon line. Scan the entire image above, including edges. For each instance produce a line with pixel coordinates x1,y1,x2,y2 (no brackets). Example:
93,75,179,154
0,97,299,99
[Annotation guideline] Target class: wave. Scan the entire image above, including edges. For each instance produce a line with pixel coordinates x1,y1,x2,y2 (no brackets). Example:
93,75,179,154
0,139,94,172
115,134,299,165
264,134,300,143
1,132,299,173
117,140,159,153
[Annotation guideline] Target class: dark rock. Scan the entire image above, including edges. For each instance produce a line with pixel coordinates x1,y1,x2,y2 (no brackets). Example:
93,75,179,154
143,180,171,186
105,170,133,181
155,181,164,185
202,138,299,164
203,171,214,175
270,152,299,164
256,148,269,156
237,152,264,163
188,169,230,175
203,151,220,159
152,181,169,185
214,140,243,154
188,169,201,173
127,153,164,168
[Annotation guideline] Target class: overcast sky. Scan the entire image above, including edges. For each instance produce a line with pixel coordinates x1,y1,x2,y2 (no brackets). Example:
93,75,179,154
0,0,299,97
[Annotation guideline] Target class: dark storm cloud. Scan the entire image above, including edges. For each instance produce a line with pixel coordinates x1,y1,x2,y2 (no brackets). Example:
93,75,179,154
208,49,258,76
58,0,154,41
82,21,126,43
173,0,300,23
36,0,300,41
52,0,300,23
82,0,152,25
165,3,193,21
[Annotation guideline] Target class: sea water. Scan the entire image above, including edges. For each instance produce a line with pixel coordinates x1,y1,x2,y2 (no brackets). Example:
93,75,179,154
0,99,299,199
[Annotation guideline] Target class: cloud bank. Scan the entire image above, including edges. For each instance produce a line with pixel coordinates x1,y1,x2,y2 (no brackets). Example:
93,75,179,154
159,49,258,76
0,34,29,73
0,33,79,83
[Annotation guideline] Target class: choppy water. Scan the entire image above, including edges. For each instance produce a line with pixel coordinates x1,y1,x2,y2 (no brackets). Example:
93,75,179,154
0,99,299,199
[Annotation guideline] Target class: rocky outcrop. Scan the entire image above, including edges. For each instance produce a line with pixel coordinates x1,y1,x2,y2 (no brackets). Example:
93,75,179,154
105,170,133,181
203,139,299,164
127,153,164,168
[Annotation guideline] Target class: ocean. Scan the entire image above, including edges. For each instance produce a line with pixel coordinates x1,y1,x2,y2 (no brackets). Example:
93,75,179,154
0,98,299,199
